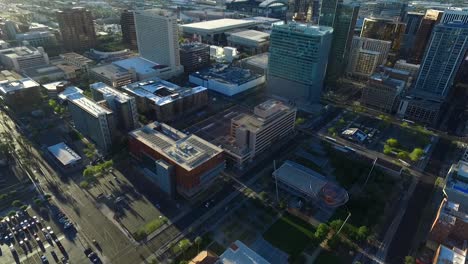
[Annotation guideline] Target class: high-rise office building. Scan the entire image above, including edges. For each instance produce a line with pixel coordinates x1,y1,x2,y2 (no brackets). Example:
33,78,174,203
412,22,468,100
267,23,333,103
409,9,443,64
134,9,183,77
120,10,138,50
360,17,406,61
179,42,210,73
320,1,359,81
56,7,97,52
402,12,424,58
67,93,115,152
441,7,468,24
398,21,468,124
319,0,341,27
346,36,391,77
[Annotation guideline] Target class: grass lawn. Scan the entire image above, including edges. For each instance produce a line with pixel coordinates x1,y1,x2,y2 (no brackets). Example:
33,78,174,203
263,213,316,257
315,250,343,264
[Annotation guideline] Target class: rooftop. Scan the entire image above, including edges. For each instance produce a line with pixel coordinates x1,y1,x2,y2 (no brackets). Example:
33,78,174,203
181,18,258,34
16,31,55,40
129,122,223,171
23,65,64,78
228,30,270,44
242,52,269,70
90,63,133,79
273,160,327,197
370,73,406,91
0,78,39,94
58,86,83,101
0,70,22,82
218,240,270,264
47,142,81,166
90,82,133,103
0,46,45,59
231,100,294,132
180,42,210,52
435,245,466,264
122,78,207,106
191,64,263,86
273,23,333,36
60,52,94,64
67,93,112,117
42,81,69,91
112,56,162,75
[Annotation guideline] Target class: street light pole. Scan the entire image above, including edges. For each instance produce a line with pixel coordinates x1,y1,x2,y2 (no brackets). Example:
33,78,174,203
363,157,378,189
274,160,279,204
336,211,351,235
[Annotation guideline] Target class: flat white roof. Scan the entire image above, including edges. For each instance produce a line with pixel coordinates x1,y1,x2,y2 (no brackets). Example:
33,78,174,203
181,18,257,34
229,30,270,43
47,142,81,166
219,240,270,264
42,81,68,91
112,56,160,74
0,78,39,94
58,86,83,101
67,93,112,117
90,82,133,103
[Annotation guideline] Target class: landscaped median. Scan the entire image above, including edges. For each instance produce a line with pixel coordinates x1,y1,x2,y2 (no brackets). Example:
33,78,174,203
132,217,168,241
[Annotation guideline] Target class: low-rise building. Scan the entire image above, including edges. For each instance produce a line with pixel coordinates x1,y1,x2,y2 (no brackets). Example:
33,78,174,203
121,78,208,122
218,241,270,264
361,72,406,113
341,128,368,143
0,70,22,82
90,63,136,88
67,93,116,152
90,82,138,131
444,161,468,211
227,30,270,55
397,96,442,125
0,46,49,71
179,42,210,74
15,31,57,48
112,56,178,81
240,52,268,75
0,78,41,111
394,59,420,78
42,81,70,98
128,122,225,198
60,52,94,73
427,198,468,251
47,142,82,173
58,86,83,102
219,100,296,167
432,245,466,264
23,65,67,82
189,64,265,96
273,161,348,207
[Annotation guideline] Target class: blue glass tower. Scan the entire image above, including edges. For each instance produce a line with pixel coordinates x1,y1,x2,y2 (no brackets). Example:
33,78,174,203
412,21,468,100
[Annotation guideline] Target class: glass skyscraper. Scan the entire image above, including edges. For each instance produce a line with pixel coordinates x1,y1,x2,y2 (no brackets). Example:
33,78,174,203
267,23,333,103
320,2,359,81
412,21,468,100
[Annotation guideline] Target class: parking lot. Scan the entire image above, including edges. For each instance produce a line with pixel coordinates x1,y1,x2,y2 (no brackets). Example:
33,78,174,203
0,204,97,264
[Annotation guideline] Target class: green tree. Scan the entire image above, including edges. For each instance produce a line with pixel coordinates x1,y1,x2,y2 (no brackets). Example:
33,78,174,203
178,239,191,258
409,148,424,162
12,200,23,207
404,256,415,264
48,99,57,108
328,127,337,135
194,236,202,254
79,180,90,189
356,226,369,241
397,151,409,160
314,223,330,242
329,219,344,231
386,138,399,148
